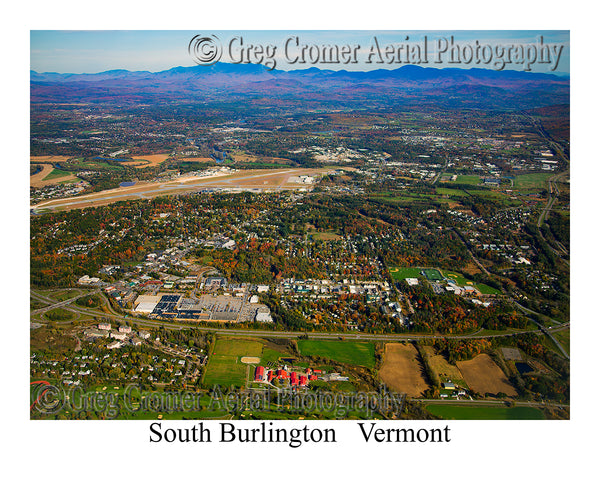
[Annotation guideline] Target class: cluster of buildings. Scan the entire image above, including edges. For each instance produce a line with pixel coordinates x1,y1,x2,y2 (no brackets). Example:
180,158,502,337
84,322,150,349
254,365,348,388
276,278,391,303
131,292,273,323
30,180,89,204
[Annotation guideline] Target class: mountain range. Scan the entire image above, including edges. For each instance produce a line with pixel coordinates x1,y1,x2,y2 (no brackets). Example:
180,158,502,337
30,63,570,109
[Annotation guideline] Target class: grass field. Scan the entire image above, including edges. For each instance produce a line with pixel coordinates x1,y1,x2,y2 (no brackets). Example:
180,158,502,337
212,338,263,357
43,168,72,181
379,343,429,397
436,187,469,197
260,348,283,364
513,173,554,190
476,284,502,295
455,175,481,185
425,404,544,420
552,329,570,354
309,230,342,241
31,326,77,353
47,289,82,302
389,267,424,280
297,340,375,368
422,346,467,388
203,338,263,387
43,308,77,322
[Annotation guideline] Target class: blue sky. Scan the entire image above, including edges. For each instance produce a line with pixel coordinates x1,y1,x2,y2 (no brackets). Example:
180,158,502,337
31,30,570,75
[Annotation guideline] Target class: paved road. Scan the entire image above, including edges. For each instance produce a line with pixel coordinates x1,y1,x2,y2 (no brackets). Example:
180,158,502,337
413,398,569,409
32,289,570,343
452,228,491,276
511,300,570,359
31,288,100,315
31,288,570,362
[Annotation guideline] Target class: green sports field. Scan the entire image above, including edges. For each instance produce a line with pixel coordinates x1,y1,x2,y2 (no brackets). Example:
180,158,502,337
442,270,502,295
389,267,423,281
203,338,263,387
297,340,375,368
422,268,444,281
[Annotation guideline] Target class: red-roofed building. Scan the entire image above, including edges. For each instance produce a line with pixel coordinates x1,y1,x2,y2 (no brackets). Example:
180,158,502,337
309,375,318,381
267,370,274,382
254,366,265,382
299,375,308,386
290,371,298,386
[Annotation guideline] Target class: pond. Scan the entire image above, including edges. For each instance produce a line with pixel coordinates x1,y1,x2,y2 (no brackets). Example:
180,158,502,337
515,362,534,374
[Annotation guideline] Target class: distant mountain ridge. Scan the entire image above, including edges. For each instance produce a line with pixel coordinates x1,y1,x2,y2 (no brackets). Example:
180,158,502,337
30,62,570,109
30,62,568,82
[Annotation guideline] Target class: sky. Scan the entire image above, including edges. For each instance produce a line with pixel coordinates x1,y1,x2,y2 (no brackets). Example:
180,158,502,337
30,30,570,75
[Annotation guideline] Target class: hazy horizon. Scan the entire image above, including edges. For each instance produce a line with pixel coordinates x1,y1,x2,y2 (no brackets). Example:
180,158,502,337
31,30,570,76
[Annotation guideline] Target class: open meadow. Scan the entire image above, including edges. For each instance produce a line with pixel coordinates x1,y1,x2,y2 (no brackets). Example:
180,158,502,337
297,340,375,368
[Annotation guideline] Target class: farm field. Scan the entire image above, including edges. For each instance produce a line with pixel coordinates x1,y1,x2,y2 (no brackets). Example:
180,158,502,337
457,354,518,397
31,164,78,187
297,340,375,368
30,164,53,186
425,404,544,420
30,155,71,163
378,343,429,397
129,154,171,168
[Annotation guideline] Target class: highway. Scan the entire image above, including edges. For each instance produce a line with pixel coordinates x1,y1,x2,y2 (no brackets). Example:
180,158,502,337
31,288,101,315
31,288,569,344
522,111,570,264
413,397,570,409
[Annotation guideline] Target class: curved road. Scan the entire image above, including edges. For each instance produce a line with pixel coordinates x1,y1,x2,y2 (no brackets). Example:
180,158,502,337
31,289,569,345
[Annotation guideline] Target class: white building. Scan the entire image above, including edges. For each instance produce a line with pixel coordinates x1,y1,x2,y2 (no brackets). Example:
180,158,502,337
255,312,273,323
